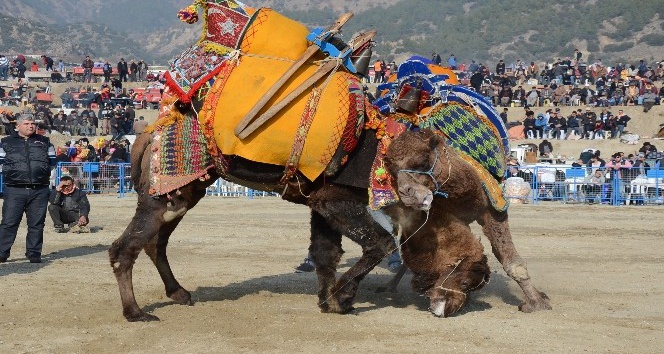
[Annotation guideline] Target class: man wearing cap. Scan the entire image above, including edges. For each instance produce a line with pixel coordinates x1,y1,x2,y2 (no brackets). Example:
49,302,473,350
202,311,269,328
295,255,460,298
0,114,57,263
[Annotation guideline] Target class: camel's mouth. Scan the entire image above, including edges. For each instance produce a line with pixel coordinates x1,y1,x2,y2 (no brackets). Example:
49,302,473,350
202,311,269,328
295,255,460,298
398,187,434,211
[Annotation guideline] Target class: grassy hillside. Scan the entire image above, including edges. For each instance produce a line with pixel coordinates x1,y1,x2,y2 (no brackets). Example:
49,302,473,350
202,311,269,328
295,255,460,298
0,0,662,65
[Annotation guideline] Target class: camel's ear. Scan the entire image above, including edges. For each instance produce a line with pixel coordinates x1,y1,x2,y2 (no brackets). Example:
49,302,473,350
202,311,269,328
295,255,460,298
428,134,442,151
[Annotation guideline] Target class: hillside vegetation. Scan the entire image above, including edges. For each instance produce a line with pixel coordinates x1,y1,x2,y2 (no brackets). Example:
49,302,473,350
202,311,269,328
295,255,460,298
0,0,662,65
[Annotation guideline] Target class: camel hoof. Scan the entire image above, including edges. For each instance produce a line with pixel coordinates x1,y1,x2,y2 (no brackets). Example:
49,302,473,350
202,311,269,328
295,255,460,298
168,288,193,305
125,311,160,322
518,292,552,313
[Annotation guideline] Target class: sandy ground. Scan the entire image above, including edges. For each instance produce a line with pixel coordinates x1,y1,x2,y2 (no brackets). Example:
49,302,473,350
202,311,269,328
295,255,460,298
0,195,663,353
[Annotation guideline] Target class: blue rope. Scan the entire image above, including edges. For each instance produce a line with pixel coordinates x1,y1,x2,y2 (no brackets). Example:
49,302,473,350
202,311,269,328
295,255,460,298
398,149,449,199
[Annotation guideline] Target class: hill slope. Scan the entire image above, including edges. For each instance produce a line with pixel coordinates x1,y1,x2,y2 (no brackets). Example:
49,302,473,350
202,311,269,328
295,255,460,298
0,0,662,65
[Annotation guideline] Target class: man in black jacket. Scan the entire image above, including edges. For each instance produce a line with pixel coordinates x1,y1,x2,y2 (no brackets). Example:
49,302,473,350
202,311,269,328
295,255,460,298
48,176,91,233
117,58,128,82
0,114,56,263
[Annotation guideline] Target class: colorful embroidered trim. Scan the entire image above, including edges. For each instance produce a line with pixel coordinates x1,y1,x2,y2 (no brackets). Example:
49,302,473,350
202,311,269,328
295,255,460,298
457,153,509,212
281,87,324,184
200,59,239,174
368,118,407,210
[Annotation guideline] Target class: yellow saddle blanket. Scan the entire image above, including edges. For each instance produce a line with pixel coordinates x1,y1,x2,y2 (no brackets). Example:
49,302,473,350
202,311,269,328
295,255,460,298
198,9,365,181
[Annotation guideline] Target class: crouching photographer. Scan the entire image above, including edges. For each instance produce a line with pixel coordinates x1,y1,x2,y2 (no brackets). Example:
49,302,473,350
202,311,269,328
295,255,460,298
48,176,91,233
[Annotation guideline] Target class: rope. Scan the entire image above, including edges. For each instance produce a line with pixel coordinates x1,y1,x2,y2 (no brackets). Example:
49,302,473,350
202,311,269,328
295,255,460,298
397,145,452,198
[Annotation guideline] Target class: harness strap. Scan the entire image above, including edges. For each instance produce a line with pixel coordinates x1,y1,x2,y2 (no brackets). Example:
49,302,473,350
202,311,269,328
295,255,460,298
397,148,450,198
280,87,323,184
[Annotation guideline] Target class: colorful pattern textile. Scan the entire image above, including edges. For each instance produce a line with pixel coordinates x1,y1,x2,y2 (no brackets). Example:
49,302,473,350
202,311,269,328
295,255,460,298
368,118,407,210
166,0,255,102
164,45,230,102
149,111,214,196
201,1,253,53
399,102,506,179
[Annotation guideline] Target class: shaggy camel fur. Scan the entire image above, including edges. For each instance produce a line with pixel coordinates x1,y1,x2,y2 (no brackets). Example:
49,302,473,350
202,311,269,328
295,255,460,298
383,130,552,317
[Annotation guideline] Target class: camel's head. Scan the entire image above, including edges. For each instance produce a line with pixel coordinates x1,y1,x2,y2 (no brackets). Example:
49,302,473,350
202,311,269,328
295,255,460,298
416,254,491,318
385,130,449,211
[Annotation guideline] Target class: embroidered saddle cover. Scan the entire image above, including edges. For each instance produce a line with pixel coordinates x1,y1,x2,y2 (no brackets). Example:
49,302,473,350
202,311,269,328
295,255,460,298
149,2,365,195
197,8,364,181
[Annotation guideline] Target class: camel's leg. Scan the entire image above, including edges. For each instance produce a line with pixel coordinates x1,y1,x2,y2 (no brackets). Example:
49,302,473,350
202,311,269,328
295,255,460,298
109,195,169,322
479,209,552,312
376,265,407,293
310,196,396,314
143,185,208,306
309,210,344,313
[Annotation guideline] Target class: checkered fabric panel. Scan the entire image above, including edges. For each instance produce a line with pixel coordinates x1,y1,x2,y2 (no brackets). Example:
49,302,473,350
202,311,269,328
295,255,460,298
419,103,506,178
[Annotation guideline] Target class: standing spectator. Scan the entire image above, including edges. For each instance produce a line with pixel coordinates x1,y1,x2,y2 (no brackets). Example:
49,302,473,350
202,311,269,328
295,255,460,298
495,59,506,75
372,60,383,83
41,55,54,71
16,60,27,78
133,116,148,134
82,55,94,83
138,60,148,81
615,109,630,138
129,60,138,82
0,114,56,263
431,52,442,65
117,58,129,82
48,175,90,233
447,54,457,70
58,59,65,74
499,107,508,125
122,106,135,135
102,61,113,83
0,54,9,80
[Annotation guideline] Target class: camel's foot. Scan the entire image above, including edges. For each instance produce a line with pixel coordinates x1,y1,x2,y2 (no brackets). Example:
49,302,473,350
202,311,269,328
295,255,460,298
124,309,160,322
168,288,192,305
518,291,552,313
318,292,356,315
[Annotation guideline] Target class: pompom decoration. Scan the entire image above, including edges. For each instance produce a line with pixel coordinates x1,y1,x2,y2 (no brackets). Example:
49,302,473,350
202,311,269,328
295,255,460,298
178,5,199,24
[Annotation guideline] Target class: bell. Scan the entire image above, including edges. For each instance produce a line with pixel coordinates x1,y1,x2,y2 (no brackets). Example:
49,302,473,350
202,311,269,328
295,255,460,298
350,43,373,77
396,84,422,114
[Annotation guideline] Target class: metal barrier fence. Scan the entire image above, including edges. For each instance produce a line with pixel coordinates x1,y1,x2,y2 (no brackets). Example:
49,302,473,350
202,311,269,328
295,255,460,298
1,163,662,205
506,165,664,205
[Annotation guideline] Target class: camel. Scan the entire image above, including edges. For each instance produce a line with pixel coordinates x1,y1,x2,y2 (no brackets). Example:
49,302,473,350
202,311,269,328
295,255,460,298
109,121,411,321
383,130,552,316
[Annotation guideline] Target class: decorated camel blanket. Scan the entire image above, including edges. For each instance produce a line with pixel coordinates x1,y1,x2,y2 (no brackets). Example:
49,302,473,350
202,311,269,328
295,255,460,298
147,2,366,196
369,57,509,212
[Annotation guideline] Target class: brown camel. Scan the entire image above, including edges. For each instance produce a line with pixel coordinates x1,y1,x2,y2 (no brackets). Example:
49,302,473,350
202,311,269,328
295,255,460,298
383,130,552,317
109,125,407,321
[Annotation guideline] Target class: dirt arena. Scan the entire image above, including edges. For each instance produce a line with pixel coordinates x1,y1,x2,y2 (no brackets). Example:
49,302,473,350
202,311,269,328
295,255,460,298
0,195,662,353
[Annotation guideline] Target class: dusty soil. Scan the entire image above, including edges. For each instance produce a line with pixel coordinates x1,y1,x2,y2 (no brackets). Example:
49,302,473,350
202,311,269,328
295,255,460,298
0,195,662,353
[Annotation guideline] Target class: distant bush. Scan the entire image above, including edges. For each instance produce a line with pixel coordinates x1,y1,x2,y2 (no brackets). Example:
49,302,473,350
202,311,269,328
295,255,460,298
639,34,664,46
604,42,635,52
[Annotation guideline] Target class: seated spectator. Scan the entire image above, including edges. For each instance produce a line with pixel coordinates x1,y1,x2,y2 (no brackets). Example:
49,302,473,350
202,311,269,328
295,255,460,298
566,111,582,139
582,169,605,204
640,80,658,113
538,139,553,158
523,111,536,139
48,176,91,233
534,112,548,139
